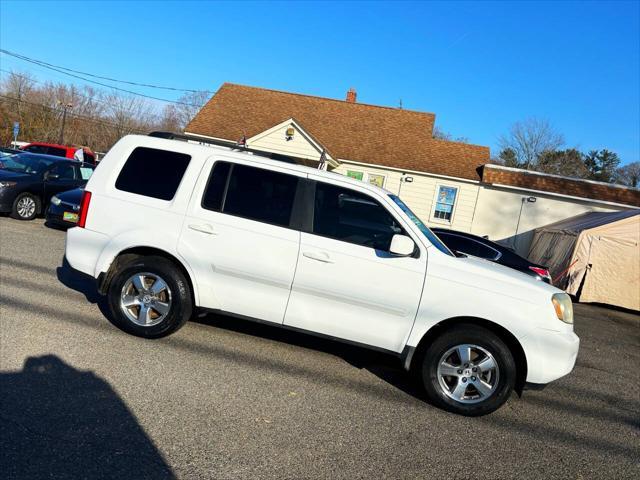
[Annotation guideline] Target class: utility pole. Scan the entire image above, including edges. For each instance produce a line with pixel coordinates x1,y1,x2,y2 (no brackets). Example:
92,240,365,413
58,102,73,144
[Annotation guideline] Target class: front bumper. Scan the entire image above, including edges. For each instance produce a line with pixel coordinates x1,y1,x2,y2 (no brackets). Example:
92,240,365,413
520,327,580,384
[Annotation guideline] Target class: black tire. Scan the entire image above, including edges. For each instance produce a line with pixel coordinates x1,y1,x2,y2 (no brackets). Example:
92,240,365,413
11,192,41,220
107,255,193,338
420,324,516,416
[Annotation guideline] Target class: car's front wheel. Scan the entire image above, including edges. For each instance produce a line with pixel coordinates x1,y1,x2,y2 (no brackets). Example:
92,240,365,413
107,256,193,338
420,324,516,416
11,192,40,220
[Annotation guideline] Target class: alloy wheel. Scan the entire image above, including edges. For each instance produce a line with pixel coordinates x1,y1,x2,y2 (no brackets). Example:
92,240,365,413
119,272,172,327
436,344,500,404
17,196,36,218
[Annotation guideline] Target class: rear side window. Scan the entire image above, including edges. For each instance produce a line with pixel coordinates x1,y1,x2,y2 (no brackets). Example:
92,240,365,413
47,147,67,157
201,162,298,227
115,147,191,200
437,233,500,260
24,145,49,155
313,182,403,251
78,165,95,180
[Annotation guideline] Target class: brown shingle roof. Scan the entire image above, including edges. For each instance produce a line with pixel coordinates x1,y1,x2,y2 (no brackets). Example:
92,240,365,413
186,83,490,180
481,165,640,207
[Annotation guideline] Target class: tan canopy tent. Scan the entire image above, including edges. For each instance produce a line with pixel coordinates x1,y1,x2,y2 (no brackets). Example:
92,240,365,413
528,210,640,311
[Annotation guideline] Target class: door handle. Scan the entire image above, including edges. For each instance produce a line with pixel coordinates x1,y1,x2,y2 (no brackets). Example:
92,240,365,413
188,223,217,235
303,251,333,263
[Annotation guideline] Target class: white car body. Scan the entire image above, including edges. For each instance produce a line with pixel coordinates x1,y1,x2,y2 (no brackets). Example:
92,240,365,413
65,135,579,388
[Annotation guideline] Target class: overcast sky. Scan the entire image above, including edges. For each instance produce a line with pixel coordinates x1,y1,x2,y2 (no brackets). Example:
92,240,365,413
1,0,638,164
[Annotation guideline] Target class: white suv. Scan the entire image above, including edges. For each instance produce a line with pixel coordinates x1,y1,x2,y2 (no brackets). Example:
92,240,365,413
65,134,579,416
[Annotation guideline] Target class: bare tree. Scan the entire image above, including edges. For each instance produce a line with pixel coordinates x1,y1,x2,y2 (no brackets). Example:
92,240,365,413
498,117,564,170
0,70,209,150
174,90,210,130
432,125,469,144
615,161,640,188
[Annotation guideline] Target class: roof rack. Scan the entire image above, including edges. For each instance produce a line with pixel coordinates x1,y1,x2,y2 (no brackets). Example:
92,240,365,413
147,131,298,164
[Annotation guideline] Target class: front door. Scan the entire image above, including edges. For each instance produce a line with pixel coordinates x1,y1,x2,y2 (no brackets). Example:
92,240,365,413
283,179,427,352
44,162,83,200
178,159,304,324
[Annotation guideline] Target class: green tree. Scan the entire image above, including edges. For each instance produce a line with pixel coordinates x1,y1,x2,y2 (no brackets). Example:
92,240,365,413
493,147,520,167
584,149,621,182
537,149,590,178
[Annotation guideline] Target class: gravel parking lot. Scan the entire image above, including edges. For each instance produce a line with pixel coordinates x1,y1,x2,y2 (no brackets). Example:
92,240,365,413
1,216,638,479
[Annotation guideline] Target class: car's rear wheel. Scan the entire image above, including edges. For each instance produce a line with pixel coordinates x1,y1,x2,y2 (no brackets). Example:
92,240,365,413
420,324,516,416
107,256,193,338
11,192,40,220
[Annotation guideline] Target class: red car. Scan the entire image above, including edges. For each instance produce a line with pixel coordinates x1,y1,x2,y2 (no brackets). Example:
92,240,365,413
20,142,96,164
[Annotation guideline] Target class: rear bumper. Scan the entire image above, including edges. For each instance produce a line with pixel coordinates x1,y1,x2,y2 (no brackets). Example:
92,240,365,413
45,207,73,228
521,328,580,384
65,227,110,277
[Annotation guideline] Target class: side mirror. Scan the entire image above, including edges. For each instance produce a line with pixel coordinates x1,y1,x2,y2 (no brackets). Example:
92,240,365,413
389,234,415,256
45,172,60,181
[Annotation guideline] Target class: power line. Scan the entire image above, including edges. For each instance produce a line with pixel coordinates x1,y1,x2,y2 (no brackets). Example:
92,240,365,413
0,93,149,134
0,68,113,108
0,49,213,107
0,48,214,93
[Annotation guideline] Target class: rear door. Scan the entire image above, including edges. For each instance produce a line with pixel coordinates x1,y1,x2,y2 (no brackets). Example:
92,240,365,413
178,158,305,324
283,177,427,352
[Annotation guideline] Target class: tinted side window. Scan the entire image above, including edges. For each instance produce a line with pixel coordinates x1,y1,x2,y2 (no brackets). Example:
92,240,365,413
49,163,76,180
115,147,191,200
47,147,67,157
220,164,298,227
438,233,499,260
313,183,403,251
202,161,231,212
24,145,48,155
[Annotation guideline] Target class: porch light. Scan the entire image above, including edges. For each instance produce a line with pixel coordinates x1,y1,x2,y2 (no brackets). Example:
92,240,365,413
285,127,295,140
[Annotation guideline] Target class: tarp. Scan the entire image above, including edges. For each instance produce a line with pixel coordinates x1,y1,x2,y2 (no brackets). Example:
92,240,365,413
528,210,640,311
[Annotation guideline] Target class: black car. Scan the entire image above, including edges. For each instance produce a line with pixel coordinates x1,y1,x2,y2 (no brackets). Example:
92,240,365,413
46,187,84,228
432,228,553,284
0,152,94,220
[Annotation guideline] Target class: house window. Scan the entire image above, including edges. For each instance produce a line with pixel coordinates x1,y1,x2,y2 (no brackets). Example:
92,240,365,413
346,170,364,181
367,174,385,188
432,185,458,222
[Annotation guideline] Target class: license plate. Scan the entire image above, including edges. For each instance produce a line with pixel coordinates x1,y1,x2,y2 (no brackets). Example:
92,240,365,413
63,211,79,223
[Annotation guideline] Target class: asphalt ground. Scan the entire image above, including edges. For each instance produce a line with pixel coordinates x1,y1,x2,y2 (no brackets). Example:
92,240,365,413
1,216,638,479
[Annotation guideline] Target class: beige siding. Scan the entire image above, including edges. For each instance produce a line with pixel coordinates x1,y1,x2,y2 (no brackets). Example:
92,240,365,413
471,185,631,256
249,123,321,161
333,161,480,232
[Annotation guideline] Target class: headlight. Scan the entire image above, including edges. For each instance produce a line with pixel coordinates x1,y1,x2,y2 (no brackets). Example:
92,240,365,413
552,293,573,324
0,181,17,188
51,196,62,206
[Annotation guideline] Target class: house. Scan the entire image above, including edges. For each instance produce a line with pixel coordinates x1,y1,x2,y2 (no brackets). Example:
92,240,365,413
185,83,640,256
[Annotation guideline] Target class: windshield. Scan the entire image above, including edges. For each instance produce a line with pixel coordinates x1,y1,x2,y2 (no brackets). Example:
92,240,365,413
389,194,454,256
0,154,56,175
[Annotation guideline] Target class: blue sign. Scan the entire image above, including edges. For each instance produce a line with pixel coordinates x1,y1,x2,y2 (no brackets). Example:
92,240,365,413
12,121,19,137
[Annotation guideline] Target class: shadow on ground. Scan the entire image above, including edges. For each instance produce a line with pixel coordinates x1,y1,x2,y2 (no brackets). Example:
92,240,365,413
56,257,426,404
0,355,174,480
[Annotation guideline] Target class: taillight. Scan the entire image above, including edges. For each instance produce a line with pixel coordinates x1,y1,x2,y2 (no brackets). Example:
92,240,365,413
529,266,551,280
78,190,92,228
